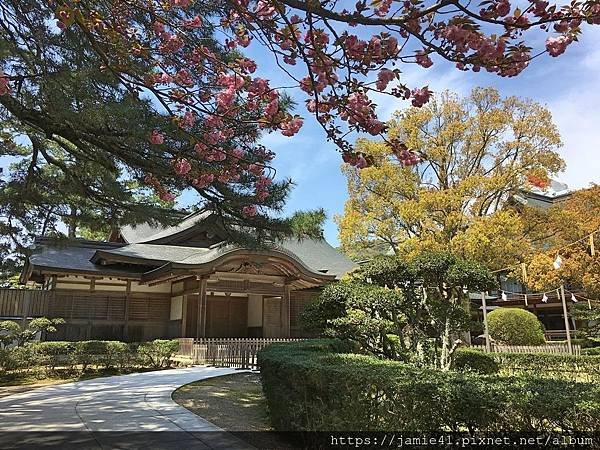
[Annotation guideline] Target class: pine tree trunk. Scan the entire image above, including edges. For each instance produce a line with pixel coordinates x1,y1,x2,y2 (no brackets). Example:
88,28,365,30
440,317,451,370
68,205,77,238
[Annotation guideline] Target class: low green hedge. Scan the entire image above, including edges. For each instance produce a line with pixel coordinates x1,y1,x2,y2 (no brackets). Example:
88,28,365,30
490,352,600,382
0,339,180,375
258,339,600,432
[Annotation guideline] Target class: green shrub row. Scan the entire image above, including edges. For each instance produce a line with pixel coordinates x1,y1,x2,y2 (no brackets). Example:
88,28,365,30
490,351,600,381
452,347,600,381
0,339,180,375
582,347,600,355
258,339,600,432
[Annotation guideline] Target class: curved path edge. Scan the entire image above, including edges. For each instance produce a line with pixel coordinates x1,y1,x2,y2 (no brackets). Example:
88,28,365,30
0,366,254,449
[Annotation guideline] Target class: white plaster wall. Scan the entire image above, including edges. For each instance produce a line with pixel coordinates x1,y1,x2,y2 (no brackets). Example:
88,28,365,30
54,275,171,294
130,281,171,293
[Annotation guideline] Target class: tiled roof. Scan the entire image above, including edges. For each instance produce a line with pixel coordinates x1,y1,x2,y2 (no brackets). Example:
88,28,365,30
26,218,357,281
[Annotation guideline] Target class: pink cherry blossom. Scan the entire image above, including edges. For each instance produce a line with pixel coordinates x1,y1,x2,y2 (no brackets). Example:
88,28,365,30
232,148,246,159
256,191,269,201
153,21,164,35
248,164,264,175
183,16,202,29
255,176,272,189
264,98,279,119
255,1,276,19
159,191,176,202
173,158,191,176
411,87,432,107
181,110,196,128
174,69,193,86
193,173,215,189
374,0,393,17
546,35,572,57
238,58,257,73
375,69,396,90
280,117,303,136
415,51,433,68
0,71,10,96
242,205,258,216
149,130,164,145
171,0,192,8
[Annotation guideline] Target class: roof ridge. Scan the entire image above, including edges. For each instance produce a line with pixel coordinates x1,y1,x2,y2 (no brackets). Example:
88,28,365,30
34,237,125,249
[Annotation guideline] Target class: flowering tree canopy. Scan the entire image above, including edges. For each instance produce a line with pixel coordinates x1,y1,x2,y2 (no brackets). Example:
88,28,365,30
1,0,598,218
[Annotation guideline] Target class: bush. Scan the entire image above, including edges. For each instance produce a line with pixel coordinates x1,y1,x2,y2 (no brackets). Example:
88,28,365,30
138,339,179,369
582,347,600,356
258,339,600,432
74,341,109,371
487,308,545,345
491,352,600,382
452,348,499,374
35,341,75,372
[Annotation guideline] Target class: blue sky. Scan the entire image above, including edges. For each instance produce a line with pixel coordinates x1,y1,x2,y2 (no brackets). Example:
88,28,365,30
2,26,599,246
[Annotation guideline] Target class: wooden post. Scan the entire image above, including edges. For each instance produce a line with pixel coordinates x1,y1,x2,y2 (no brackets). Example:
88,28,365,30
181,295,188,337
124,280,131,341
202,290,208,338
196,276,207,339
282,284,291,337
481,291,491,353
560,284,573,355
20,291,30,329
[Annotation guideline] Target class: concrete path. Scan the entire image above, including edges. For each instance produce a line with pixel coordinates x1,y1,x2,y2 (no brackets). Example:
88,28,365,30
0,366,254,449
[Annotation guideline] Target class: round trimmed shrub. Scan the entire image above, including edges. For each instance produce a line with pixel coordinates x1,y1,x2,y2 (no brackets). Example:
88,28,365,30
452,348,499,374
487,308,545,345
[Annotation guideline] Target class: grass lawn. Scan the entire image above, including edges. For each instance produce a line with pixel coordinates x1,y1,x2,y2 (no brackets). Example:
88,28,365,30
173,372,292,449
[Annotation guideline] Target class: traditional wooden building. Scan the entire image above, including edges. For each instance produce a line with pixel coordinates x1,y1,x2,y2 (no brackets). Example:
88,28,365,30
18,211,357,341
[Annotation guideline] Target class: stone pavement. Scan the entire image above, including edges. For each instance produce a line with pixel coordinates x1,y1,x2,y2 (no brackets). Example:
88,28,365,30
0,366,254,449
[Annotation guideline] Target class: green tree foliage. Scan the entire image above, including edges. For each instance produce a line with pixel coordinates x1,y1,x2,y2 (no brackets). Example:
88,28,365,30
0,2,325,283
571,303,600,339
487,308,546,345
0,317,64,348
302,251,496,369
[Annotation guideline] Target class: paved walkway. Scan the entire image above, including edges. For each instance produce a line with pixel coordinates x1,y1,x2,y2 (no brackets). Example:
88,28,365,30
0,366,254,449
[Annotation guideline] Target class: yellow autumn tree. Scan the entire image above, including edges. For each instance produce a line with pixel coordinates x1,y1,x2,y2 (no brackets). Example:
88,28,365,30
524,185,600,295
336,87,565,270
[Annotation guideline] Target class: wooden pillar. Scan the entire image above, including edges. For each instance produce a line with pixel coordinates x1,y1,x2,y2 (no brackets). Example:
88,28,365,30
282,284,291,337
196,276,207,339
481,291,491,353
124,280,131,341
181,295,188,337
560,284,573,355
20,291,30,328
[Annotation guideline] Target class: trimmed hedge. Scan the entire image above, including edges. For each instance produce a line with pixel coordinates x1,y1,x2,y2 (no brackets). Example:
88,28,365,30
258,339,600,432
452,348,499,374
0,339,180,375
487,308,546,345
491,352,600,382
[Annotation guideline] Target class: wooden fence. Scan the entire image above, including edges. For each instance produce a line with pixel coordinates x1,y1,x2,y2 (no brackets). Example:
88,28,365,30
0,289,51,320
177,337,302,369
472,343,581,356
